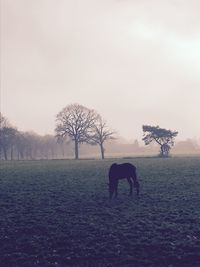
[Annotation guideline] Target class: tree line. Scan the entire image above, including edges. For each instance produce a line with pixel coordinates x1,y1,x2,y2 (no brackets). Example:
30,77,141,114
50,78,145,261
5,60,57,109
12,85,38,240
2,103,198,160
0,104,115,160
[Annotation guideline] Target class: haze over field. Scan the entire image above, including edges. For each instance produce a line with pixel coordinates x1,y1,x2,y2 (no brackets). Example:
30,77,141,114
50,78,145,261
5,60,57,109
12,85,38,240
1,0,200,141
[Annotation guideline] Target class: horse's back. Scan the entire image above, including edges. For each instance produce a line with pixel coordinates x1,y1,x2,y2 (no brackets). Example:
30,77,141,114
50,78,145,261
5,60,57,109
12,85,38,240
120,163,136,171
109,162,136,179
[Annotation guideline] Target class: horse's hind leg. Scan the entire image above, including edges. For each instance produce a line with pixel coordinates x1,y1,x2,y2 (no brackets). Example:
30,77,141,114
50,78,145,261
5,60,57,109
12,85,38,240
132,177,140,196
127,177,133,196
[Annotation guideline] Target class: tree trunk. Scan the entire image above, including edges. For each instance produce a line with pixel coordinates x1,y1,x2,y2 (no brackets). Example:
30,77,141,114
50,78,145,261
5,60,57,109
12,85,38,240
74,140,79,159
160,144,169,157
100,143,105,159
11,145,14,160
3,146,8,160
20,150,24,160
60,144,65,158
51,148,54,159
18,149,24,160
160,145,164,157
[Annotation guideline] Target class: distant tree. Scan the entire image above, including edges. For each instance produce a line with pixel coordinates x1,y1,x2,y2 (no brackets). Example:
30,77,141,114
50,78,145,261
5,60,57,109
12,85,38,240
133,139,139,150
15,131,27,160
0,127,18,160
0,113,18,160
142,125,178,157
15,132,73,160
173,139,199,154
55,103,99,159
0,113,9,128
88,116,116,159
17,132,40,160
56,135,74,158
39,135,57,159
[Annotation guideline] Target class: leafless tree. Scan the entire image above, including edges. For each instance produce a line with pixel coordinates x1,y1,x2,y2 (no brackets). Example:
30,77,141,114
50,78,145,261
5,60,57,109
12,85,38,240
0,113,9,128
15,131,26,160
55,103,99,159
0,113,18,160
89,116,116,159
39,135,57,159
56,135,73,158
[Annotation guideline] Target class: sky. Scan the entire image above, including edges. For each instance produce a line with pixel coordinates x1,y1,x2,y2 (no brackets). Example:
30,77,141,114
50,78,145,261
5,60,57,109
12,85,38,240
1,0,200,142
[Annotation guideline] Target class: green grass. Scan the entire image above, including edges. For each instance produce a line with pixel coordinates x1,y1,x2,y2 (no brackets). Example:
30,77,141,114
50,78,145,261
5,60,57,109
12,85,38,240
0,157,200,266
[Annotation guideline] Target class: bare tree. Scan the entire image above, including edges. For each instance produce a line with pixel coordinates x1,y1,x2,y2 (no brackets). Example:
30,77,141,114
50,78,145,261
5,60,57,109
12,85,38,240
0,113,18,160
39,135,57,159
0,113,9,128
21,132,41,160
89,116,116,159
15,131,26,160
56,135,73,158
55,103,99,159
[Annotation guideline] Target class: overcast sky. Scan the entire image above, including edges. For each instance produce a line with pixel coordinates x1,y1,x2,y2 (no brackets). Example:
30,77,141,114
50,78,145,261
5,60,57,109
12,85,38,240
1,0,200,141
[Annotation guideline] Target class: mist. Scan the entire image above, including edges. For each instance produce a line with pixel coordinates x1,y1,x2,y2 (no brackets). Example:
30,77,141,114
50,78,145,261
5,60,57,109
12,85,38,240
1,0,200,141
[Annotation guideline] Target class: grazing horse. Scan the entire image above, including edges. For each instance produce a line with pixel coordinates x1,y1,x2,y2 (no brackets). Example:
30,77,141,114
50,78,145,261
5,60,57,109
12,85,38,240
108,163,140,199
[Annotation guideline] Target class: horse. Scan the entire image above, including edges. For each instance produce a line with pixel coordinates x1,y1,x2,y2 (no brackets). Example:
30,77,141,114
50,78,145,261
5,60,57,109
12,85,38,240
108,163,140,200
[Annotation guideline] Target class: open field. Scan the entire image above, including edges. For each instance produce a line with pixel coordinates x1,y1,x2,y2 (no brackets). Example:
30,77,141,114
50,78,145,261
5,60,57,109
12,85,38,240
0,157,200,266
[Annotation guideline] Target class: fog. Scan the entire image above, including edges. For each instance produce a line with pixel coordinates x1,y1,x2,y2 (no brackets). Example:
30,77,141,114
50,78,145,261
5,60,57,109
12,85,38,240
1,0,200,141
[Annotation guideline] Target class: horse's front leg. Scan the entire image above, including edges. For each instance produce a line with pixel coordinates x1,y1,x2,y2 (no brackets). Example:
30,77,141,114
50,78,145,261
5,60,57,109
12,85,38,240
135,180,140,196
127,177,133,196
114,180,119,198
109,190,114,200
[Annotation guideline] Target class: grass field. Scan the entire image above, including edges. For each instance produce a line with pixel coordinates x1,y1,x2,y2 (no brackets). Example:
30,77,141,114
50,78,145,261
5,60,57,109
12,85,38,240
0,157,200,267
